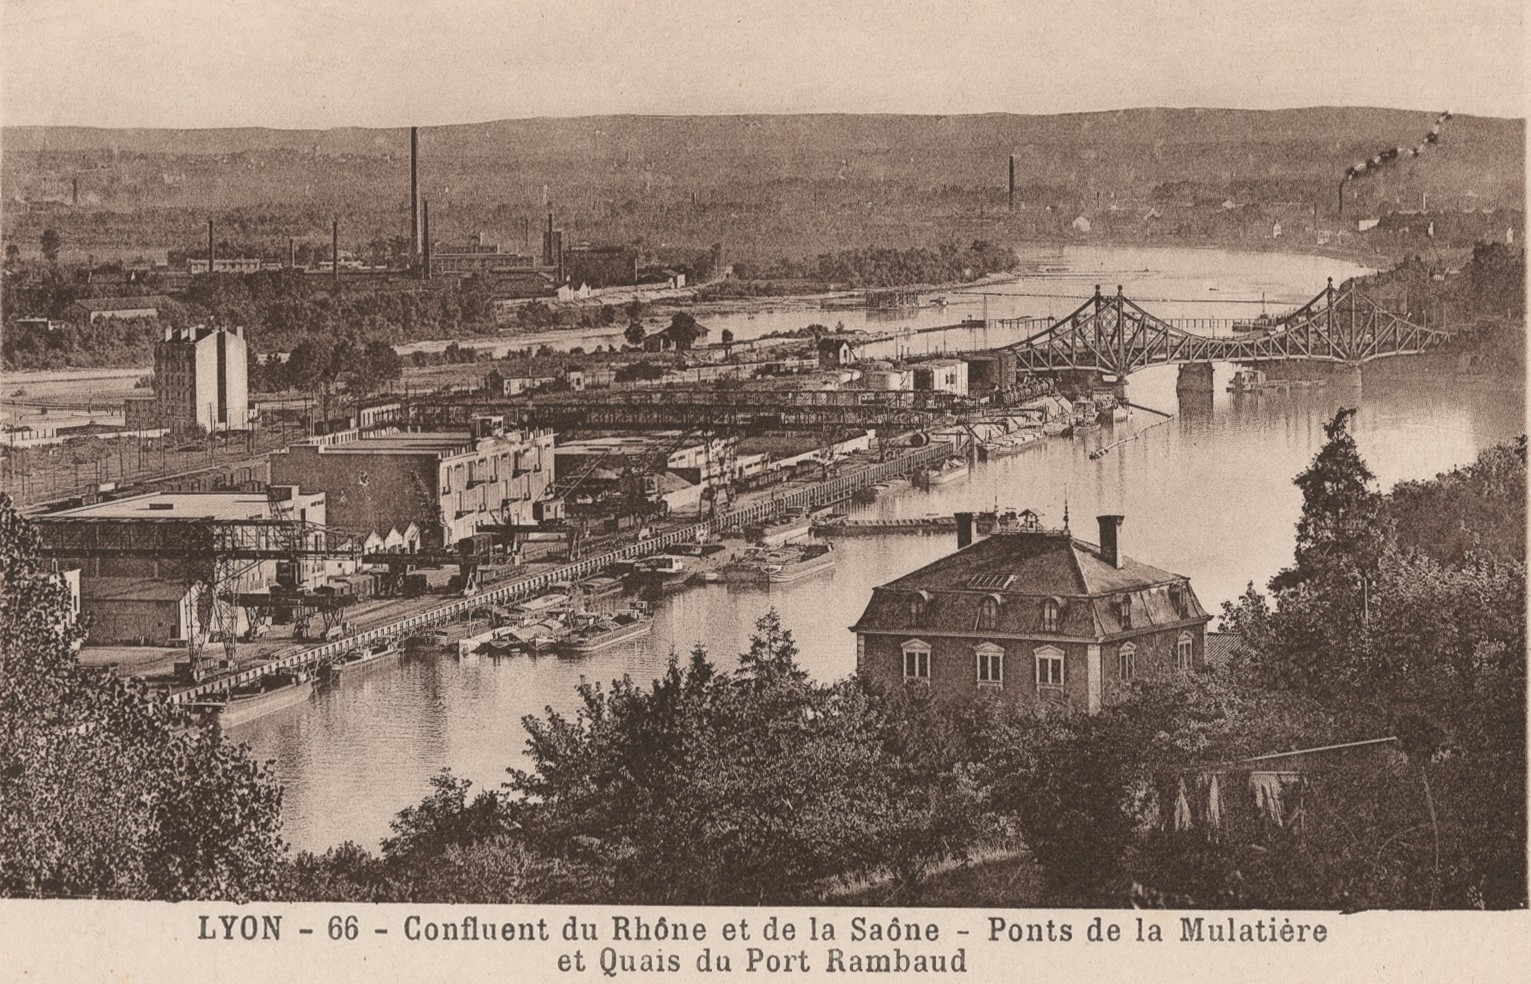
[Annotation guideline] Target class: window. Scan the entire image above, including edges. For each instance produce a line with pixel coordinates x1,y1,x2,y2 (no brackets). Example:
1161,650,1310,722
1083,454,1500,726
1169,583,1187,618
1118,642,1137,680
977,595,1001,631
902,640,932,681
1176,632,1194,672
908,591,930,627
1117,594,1133,629
975,643,1004,687
1034,645,1065,689
1041,599,1061,633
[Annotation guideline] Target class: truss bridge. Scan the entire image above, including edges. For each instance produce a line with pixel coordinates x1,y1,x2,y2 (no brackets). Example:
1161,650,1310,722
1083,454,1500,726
1001,281,1453,377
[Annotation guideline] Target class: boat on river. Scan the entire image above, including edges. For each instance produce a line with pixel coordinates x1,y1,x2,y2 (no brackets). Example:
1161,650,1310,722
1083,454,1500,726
574,575,624,603
920,458,970,486
1227,367,1271,393
325,641,402,684
561,605,654,655
983,431,1045,457
218,670,315,728
745,512,814,547
761,542,835,583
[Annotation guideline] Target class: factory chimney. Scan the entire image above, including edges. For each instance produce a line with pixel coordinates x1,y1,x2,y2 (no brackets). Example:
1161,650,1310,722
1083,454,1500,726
1008,156,1015,212
410,127,420,257
332,218,340,283
288,236,296,270
206,219,215,274
542,211,554,266
72,177,79,207
422,200,432,280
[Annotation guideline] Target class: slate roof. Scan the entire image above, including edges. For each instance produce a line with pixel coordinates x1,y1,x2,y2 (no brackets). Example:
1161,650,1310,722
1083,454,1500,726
1204,632,1250,670
852,529,1209,642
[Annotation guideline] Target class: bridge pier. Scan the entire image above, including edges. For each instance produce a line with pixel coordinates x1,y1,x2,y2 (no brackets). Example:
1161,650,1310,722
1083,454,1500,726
1175,362,1215,393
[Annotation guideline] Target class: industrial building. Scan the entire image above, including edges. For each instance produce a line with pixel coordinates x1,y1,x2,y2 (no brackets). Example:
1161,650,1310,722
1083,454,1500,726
69,294,174,324
562,243,638,288
33,487,331,648
152,325,251,434
852,513,1210,713
913,359,969,396
269,416,556,547
554,432,738,515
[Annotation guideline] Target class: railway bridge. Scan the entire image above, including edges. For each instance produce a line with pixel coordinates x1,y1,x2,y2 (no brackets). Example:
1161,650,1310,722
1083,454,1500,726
1000,280,1453,379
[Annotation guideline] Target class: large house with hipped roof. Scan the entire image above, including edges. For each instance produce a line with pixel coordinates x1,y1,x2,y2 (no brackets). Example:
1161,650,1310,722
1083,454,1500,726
851,512,1211,713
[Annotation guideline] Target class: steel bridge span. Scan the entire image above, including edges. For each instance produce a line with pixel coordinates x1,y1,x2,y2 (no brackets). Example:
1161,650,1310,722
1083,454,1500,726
1000,281,1453,377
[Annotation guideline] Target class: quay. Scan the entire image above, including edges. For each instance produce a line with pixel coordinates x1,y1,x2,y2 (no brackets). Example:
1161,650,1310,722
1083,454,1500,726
166,439,960,704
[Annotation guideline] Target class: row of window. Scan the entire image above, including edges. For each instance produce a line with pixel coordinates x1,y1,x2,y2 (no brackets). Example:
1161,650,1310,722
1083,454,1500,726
920,585,1193,634
900,634,1194,689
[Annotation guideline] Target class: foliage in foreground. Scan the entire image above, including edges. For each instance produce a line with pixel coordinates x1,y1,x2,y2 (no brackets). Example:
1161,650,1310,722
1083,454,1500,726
0,495,286,901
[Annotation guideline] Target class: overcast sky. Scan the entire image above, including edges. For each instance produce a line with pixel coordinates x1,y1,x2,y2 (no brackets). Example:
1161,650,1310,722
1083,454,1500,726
2,0,1524,128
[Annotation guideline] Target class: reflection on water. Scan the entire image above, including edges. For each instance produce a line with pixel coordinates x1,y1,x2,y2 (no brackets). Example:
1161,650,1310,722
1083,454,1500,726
233,247,1522,854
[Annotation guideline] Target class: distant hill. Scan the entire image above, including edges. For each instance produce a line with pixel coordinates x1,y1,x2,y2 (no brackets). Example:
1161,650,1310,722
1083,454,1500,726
3,109,1523,264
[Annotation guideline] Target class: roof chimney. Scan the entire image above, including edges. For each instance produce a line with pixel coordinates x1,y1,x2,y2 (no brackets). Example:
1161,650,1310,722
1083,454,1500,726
954,511,974,549
1097,515,1125,569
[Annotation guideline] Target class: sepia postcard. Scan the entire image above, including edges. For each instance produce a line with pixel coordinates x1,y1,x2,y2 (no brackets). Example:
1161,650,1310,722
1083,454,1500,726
0,0,1526,980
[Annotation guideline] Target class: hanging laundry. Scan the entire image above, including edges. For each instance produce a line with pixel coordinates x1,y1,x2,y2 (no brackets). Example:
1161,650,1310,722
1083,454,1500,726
1207,773,1224,833
1251,772,1286,826
1173,778,1193,831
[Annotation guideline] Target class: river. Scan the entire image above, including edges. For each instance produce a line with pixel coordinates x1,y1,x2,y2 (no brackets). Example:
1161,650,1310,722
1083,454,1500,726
229,245,1524,854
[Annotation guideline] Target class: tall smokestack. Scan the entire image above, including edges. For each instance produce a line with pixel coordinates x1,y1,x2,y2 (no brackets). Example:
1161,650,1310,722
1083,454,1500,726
207,219,215,274
332,218,340,283
410,127,420,257
72,178,79,207
288,236,296,269
1008,156,1015,212
422,200,432,280
1097,515,1125,569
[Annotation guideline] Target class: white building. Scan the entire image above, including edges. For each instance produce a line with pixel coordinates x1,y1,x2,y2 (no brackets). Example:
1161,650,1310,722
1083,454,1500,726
154,326,251,434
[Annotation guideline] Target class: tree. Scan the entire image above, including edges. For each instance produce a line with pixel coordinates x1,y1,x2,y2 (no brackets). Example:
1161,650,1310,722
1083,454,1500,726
348,340,402,397
0,496,286,900
40,228,61,263
666,312,704,350
1271,408,1386,592
506,612,950,904
623,320,646,347
1217,438,1527,908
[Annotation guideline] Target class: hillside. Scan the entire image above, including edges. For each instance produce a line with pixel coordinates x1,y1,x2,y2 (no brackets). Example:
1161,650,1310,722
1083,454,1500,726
3,108,1523,265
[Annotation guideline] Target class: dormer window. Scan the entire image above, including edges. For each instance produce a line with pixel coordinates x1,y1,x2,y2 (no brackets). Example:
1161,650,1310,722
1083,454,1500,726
1117,594,1133,629
1169,583,1188,618
909,590,931,627
1041,598,1061,633
977,595,1001,631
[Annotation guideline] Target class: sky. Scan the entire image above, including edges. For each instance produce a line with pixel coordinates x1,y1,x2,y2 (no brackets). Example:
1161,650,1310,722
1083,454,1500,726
1,0,1524,129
